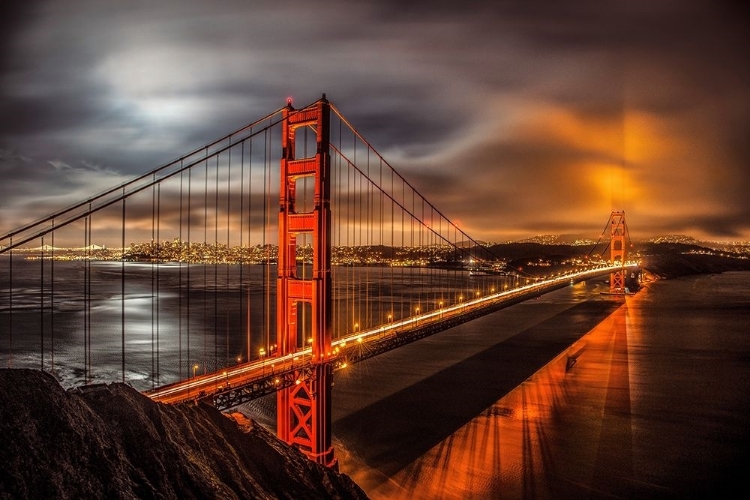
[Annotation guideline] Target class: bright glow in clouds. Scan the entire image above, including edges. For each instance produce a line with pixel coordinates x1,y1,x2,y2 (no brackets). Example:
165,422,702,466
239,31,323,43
0,1,747,242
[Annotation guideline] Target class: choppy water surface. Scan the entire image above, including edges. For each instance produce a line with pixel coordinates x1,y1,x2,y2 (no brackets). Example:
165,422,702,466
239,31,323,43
331,272,750,499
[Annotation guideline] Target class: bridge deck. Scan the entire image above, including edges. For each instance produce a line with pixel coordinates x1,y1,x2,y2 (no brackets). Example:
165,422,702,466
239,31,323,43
146,264,637,409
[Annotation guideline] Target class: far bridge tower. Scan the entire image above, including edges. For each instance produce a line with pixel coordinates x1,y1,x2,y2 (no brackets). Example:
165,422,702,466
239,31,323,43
609,210,627,294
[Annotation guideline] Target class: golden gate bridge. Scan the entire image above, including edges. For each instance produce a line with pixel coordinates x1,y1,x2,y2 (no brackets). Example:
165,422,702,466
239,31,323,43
0,95,637,467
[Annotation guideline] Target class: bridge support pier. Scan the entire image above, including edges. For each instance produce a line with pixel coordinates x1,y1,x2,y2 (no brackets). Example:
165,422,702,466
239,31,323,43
276,96,336,468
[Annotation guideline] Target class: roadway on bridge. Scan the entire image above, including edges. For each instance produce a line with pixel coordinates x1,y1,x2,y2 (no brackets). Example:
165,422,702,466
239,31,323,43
146,264,635,406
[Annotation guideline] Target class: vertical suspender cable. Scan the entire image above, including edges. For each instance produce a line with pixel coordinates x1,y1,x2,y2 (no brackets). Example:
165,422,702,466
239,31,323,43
51,221,55,372
239,141,244,363
40,236,44,370
121,190,126,383
378,157,383,329
8,237,12,368
410,188,415,316
187,164,192,377
263,127,270,355
364,147,373,329
337,151,343,337
246,137,252,360
83,217,88,380
87,206,92,382
268,123,274,353
400,177,405,321
151,176,156,388
226,144,231,366
390,165,394,323
178,167,183,378
156,183,161,384
203,155,208,373
214,155,219,370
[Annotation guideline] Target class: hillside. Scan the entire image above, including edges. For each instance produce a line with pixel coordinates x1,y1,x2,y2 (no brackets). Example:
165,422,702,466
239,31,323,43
0,369,367,500
487,241,750,279
640,251,750,279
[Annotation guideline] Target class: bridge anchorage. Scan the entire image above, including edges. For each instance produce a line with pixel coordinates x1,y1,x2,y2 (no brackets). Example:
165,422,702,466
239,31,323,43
0,93,641,469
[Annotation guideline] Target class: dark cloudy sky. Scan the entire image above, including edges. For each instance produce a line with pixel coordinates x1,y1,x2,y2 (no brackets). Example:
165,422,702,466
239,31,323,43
1,0,748,243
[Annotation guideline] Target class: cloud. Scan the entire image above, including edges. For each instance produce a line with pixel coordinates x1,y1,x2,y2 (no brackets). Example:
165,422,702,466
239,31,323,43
48,159,71,170
1,0,748,243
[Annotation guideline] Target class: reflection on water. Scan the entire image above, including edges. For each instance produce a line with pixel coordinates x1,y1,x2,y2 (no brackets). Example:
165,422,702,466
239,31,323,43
347,298,634,499
339,273,750,498
0,258,519,390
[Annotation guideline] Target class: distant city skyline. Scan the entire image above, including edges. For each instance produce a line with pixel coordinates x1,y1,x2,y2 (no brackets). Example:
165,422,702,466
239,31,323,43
1,1,747,242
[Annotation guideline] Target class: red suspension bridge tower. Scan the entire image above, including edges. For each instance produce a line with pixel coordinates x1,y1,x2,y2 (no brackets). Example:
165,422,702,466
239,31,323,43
609,210,627,294
276,96,336,467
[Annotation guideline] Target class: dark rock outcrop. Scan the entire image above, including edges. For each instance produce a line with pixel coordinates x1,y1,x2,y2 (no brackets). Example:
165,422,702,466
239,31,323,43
0,369,367,500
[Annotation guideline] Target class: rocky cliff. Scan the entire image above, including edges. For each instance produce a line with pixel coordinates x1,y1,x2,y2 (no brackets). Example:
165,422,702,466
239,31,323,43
0,369,367,500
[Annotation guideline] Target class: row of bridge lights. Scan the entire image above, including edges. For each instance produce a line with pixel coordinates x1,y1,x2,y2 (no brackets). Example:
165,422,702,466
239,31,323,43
191,344,282,379
342,273,595,334
346,286,516,332
191,273,590,379
240,272,594,375
189,268,622,391
355,266,629,333
190,270,610,387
